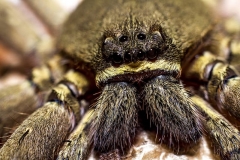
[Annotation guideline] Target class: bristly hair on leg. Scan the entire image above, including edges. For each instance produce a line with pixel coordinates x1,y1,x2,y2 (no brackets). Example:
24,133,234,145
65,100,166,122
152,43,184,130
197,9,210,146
90,82,138,154
142,75,203,152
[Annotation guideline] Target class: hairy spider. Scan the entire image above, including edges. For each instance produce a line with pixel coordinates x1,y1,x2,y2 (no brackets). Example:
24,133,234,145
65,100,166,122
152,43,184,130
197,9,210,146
0,0,240,159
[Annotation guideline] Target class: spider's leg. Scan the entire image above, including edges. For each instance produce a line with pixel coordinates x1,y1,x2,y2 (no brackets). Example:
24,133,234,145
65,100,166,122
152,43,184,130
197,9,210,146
0,69,89,159
90,82,138,156
0,55,64,143
0,81,37,144
57,109,94,160
142,75,202,152
183,51,240,119
191,95,240,160
0,65,52,143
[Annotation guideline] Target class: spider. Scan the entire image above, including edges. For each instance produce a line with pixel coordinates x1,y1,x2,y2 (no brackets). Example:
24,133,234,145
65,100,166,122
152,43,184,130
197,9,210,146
0,0,240,159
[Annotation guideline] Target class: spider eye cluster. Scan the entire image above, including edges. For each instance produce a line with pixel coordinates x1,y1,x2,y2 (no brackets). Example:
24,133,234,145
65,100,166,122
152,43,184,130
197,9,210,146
109,48,161,66
103,31,164,67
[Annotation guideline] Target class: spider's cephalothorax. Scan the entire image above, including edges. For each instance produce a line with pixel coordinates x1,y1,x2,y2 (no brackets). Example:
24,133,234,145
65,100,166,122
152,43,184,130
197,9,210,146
0,0,240,160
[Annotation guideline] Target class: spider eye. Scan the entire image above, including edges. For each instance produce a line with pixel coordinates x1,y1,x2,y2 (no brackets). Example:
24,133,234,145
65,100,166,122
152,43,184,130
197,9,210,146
147,48,160,60
111,52,123,65
124,51,132,63
119,36,128,42
137,33,146,40
137,50,145,61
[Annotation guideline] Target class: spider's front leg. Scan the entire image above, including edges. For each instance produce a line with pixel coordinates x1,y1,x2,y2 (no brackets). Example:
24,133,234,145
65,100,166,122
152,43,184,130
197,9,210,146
0,69,89,159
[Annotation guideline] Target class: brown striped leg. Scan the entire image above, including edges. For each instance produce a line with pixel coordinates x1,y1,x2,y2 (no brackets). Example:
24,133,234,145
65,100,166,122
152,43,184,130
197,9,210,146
191,95,240,160
0,70,89,159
